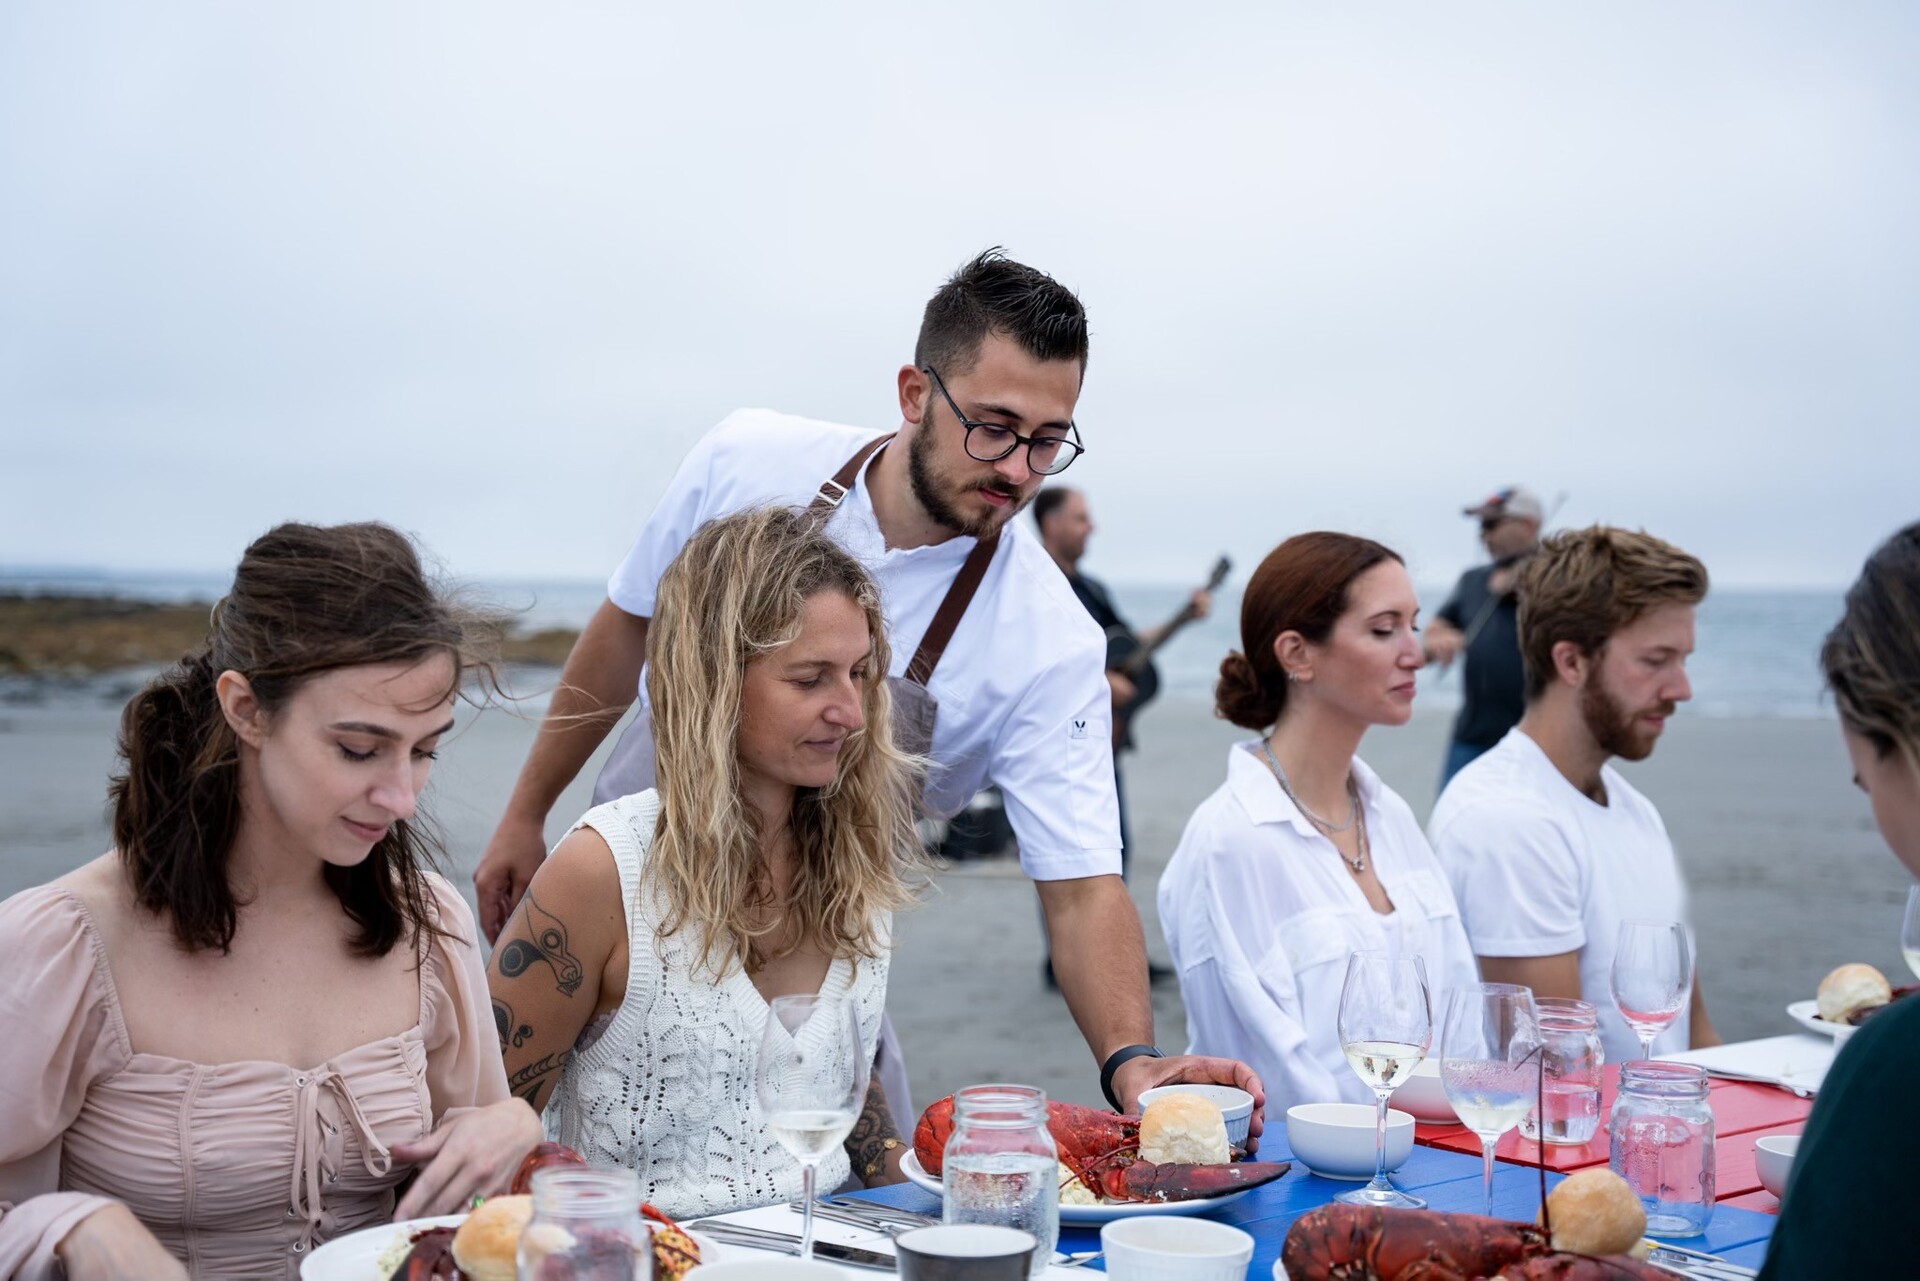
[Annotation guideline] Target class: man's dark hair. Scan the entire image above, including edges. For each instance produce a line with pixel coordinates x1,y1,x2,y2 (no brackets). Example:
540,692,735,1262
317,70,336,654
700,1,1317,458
915,248,1089,378
1032,486,1077,529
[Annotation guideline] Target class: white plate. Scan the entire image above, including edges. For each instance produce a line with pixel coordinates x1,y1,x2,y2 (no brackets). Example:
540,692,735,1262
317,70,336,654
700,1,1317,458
1787,999,1857,1044
299,1214,733,1280
900,1151,1261,1224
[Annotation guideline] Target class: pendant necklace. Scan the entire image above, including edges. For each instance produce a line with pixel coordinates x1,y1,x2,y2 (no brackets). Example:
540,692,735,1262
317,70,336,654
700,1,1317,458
1259,739,1368,874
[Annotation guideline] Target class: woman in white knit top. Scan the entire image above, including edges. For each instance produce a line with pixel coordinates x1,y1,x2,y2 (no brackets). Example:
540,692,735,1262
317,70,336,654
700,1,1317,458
485,507,924,1218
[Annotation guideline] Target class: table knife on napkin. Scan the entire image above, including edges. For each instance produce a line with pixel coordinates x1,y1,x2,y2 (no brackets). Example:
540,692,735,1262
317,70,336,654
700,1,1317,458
691,1219,897,1271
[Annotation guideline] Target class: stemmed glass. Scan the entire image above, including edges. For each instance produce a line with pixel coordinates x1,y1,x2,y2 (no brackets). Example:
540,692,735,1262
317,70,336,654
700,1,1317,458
757,994,868,1261
1439,983,1540,1218
1902,885,1920,982
1336,950,1433,1209
1610,919,1693,1060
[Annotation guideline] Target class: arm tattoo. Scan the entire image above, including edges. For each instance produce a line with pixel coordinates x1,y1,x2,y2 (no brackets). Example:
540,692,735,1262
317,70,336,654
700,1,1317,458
497,892,585,995
508,1050,572,1112
843,1071,904,1180
492,997,533,1051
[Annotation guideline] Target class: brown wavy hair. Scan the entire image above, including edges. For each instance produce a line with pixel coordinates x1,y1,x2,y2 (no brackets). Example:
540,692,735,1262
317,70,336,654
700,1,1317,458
1516,526,1709,701
645,506,925,979
108,521,500,956
1216,531,1402,730
1822,522,1920,772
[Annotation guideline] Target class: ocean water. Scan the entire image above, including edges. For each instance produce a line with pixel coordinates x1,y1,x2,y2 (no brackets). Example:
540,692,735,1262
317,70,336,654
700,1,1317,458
1,567,1843,720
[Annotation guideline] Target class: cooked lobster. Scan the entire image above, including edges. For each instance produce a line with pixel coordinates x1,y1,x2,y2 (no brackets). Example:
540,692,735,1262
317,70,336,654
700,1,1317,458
913,1094,1291,1203
385,1225,460,1280
1280,1204,1668,1280
509,1140,591,1195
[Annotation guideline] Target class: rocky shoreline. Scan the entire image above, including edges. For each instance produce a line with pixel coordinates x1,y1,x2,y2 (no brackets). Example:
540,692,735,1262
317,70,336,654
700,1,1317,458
0,593,580,680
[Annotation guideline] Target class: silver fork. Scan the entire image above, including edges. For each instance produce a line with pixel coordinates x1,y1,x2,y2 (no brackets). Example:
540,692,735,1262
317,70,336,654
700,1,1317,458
816,1196,940,1227
794,1202,914,1236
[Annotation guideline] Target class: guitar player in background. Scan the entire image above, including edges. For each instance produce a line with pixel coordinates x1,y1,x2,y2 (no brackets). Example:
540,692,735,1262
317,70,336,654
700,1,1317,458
1034,487,1220,987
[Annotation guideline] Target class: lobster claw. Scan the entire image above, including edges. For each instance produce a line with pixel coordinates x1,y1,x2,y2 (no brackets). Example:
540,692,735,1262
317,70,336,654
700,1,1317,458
1116,1158,1293,1202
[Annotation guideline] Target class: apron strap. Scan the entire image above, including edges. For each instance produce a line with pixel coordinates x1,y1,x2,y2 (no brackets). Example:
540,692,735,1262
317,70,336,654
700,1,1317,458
811,433,893,512
905,533,998,686
811,433,1000,688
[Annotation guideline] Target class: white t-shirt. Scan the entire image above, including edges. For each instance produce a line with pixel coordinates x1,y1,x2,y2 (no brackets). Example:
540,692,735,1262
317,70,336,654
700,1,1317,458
1157,745,1481,1114
606,408,1122,881
1428,727,1693,1065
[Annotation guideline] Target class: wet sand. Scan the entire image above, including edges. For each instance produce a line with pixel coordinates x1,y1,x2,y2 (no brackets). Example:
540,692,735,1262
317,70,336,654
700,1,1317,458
1,686,1907,1114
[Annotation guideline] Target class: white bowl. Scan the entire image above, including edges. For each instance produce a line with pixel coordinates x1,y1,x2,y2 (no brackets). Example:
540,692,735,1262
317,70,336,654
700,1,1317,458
1136,1083,1256,1149
1100,1215,1255,1281
1285,1102,1415,1180
1388,1058,1456,1125
1754,1134,1800,1200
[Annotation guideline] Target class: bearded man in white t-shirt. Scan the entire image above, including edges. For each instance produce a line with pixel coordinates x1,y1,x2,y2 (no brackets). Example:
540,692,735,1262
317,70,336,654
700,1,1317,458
470,249,1262,1146
1428,526,1724,1065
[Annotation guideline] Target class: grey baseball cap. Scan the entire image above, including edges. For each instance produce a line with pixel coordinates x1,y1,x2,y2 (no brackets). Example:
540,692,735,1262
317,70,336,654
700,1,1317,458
1463,485,1544,522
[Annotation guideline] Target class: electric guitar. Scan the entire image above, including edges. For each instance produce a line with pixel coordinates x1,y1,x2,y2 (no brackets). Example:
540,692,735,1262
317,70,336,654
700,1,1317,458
1105,555,1231,746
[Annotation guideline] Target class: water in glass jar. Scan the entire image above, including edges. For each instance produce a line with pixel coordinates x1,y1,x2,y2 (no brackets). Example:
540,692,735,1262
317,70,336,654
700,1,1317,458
1611,1114,1713,1236
1520,1079,1602,1145
944,1151,1059,1278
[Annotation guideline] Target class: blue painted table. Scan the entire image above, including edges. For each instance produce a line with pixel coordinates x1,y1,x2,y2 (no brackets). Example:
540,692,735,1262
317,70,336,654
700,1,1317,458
849,1133,1777,1277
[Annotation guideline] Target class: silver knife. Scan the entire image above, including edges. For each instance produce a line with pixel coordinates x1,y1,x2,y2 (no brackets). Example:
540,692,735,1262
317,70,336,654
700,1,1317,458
691,1219,897,1271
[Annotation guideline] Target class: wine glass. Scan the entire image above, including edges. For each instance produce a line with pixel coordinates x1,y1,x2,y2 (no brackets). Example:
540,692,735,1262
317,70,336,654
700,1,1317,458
1610,919,1693,1061
1902,885,1920,982
757,994,868,1261
1440,983,1540,1217
1336,950,1433,1209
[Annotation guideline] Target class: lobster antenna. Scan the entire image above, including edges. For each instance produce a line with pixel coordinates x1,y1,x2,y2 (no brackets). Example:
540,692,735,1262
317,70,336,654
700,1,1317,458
1533,1042,1549,1235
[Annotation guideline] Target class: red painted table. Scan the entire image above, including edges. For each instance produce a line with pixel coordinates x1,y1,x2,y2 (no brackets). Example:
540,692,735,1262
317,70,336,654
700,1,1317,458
1413,1062,1814,1213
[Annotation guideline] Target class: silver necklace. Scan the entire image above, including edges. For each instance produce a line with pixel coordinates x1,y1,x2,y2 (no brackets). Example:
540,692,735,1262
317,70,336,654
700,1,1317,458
1259,740,1368,873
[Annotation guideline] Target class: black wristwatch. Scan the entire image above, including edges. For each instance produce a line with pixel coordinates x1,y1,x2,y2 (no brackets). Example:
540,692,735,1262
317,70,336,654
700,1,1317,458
1099,1044,1164,1111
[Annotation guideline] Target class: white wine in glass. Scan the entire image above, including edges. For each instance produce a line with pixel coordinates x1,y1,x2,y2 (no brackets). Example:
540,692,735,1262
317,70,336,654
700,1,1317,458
1336,950,1432,1209
1610,919,1693,1060
757,993,867,1261
1902,885,1920,982
1440,983,1539,1218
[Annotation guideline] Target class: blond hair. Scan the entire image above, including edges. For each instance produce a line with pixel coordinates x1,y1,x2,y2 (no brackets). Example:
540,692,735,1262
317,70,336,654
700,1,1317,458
645,505,925,978
1823,523,1920,774
1517,526,1708,700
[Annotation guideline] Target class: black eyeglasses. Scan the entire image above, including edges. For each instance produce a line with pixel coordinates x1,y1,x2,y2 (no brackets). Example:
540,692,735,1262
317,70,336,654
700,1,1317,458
922,366,1085,476
1480,516,1509,533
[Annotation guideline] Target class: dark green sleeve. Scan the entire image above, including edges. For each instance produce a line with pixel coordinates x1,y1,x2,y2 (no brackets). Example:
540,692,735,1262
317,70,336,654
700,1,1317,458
1757,995,1920,1280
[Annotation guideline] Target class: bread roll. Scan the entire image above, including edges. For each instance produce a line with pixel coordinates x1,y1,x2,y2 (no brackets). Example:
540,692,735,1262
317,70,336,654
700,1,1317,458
1538,1169,1646,1257
450,1194,533,1281
1817,963,1892,1023
1137,1092,1230,1165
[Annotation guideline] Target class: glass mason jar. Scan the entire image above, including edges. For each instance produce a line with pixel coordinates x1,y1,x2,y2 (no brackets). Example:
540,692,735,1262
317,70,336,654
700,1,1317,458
940,1083,1059,1279
518,1166,653,1281
1607,1062,1715,1238
1520,997,1605,1146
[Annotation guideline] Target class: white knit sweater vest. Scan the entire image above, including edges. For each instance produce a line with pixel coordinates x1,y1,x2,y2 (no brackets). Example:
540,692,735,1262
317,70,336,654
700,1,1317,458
541,790,889,1219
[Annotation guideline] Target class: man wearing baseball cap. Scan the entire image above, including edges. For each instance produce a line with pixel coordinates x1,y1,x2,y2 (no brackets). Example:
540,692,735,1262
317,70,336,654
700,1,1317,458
1425,485,1544,789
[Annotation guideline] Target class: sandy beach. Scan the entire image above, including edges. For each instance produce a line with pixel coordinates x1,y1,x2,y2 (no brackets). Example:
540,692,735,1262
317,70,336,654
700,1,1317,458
2,682,1908,1117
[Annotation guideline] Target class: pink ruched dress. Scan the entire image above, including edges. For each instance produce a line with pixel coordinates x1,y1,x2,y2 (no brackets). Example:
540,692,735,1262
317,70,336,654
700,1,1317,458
0,874,508,1280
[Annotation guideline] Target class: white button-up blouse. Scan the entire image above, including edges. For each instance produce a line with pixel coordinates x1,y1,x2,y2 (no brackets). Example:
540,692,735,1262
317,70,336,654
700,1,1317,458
1157,743,1480,1115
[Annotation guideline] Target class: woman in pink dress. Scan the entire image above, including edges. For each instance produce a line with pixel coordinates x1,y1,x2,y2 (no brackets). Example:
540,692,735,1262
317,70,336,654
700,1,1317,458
0,522,542,1280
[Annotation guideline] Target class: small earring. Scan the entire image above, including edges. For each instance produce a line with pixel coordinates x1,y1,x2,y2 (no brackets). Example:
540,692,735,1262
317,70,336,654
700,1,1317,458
1285,671,1298,683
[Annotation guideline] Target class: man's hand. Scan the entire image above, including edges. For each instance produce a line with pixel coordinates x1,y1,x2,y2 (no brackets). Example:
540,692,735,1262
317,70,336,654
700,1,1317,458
1186,589,1212,622
56,1203,188,1281
475,811,549,942
1105,670,1136,709
1110,1055,1267,1154
1424,618,1465,669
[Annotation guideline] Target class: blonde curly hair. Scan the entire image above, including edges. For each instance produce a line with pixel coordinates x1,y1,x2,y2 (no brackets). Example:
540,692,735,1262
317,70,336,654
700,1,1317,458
644,505,925,978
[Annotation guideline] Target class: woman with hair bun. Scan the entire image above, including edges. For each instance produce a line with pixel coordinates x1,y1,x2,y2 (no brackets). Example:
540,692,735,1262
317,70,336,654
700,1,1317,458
1760,522,1920,1281
1157,532,1479,1115
0,522,540,1281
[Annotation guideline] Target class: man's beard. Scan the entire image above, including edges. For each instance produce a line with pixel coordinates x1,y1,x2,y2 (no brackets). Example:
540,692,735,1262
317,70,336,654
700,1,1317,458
907,427,1026,539
1581,676,1675,762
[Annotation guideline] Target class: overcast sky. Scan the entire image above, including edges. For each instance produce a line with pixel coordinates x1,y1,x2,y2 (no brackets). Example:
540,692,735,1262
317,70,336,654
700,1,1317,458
3,2,1915,593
